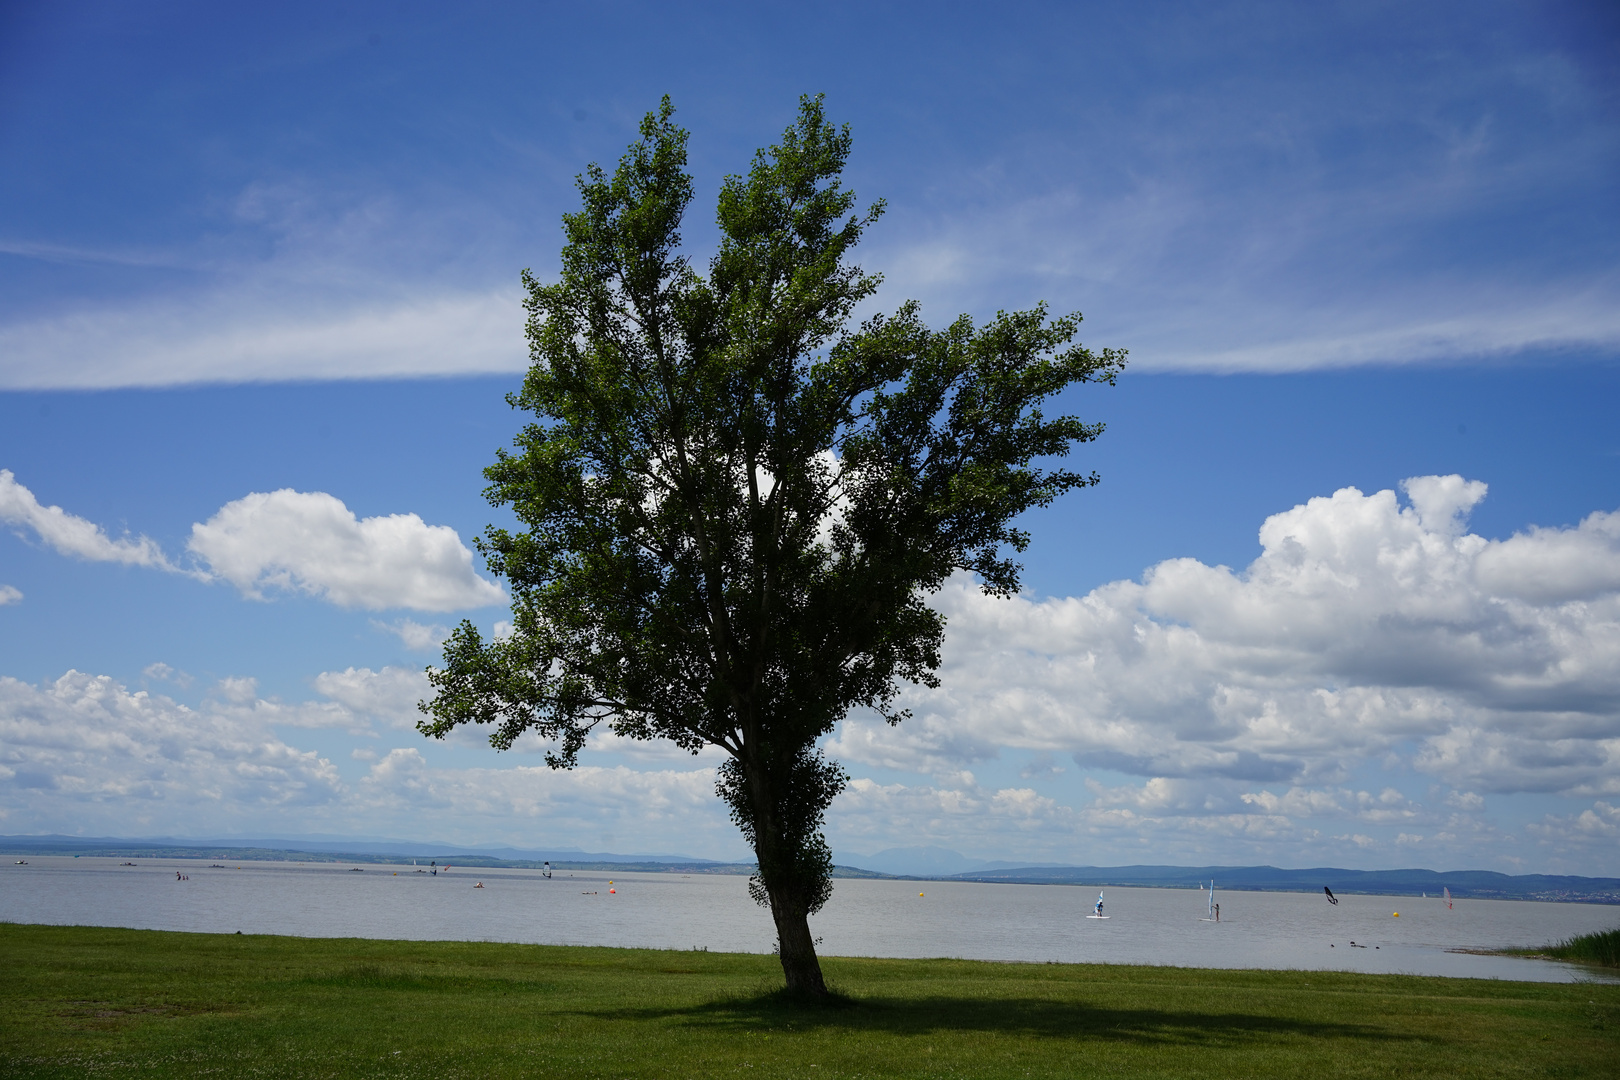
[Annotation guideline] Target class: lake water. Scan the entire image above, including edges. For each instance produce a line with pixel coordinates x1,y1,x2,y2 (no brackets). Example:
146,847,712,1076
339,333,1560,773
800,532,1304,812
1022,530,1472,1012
4,857,1616,983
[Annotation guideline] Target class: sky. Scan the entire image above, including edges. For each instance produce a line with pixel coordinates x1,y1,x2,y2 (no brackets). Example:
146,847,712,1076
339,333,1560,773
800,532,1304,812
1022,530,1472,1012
1,0,1618,876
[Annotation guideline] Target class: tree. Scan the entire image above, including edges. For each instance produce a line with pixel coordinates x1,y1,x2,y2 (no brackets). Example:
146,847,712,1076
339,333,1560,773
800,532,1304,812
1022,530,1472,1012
418,95,1125,997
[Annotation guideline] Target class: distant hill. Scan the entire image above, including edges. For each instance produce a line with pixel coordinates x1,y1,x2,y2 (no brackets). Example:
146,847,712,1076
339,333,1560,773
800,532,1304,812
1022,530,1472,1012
4,836,1613,902
0,834,727,866
939,863,1620,904
0,834,891,878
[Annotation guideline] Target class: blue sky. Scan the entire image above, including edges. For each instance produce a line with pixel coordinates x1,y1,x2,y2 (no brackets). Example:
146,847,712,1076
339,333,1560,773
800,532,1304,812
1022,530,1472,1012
2,1,1617,874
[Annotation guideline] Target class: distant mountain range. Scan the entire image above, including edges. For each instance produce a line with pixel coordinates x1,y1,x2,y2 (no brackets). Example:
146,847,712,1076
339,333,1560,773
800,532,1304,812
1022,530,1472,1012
0,834,730,867
939,863,1620,904
836,846,1620,903
4,835,1616,903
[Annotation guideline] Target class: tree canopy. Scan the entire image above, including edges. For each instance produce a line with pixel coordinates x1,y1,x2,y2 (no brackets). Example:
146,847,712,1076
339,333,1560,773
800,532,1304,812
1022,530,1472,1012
419,95,1124,995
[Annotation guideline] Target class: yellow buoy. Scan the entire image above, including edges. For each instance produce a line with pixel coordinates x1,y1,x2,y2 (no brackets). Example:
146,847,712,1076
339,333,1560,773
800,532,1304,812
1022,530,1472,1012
919,892,925,897
1393,912,1400,917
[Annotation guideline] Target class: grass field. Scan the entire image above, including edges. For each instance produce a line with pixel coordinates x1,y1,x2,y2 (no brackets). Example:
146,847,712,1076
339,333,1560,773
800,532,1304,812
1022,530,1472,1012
1,923,1616,1079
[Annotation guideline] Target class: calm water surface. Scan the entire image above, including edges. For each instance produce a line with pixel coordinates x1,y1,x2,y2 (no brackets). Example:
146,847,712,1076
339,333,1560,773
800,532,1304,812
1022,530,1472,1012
3,857,1615,983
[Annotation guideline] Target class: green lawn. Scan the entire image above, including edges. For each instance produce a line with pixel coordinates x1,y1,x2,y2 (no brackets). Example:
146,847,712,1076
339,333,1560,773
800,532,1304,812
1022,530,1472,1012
1,923,1615,1078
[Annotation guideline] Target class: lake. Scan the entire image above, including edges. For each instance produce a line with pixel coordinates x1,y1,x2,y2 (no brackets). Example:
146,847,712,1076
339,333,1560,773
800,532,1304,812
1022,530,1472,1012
3,856,1615,983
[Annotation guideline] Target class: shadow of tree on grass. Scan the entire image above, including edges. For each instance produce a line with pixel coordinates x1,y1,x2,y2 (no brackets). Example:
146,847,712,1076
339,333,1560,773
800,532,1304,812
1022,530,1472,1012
583,989,1414,1049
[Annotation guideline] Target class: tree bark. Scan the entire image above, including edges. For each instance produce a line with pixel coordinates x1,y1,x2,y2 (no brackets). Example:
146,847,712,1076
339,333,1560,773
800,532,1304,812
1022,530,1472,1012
739,753,832,997
768,888,828,996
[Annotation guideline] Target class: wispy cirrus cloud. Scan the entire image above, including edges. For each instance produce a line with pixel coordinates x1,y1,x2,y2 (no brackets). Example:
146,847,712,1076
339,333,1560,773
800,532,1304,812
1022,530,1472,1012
0,289,526,390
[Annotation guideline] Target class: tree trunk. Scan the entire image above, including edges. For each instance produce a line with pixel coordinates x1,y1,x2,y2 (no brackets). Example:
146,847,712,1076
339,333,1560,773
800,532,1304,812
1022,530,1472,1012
728,747,838,998
768,888,827,996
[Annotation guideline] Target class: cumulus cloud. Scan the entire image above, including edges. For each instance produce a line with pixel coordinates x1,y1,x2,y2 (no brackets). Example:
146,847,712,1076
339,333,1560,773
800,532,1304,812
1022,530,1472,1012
312,666,431,730
140,662,193,688
1475,508,1620,604
825,773,1310,867
0,671,344,832
0,469,170,568
1524,801,1620,868
212,676,259,705
0,473,499,616
372,618,450,652
358,752,721,825
0,667,741,854
829,475,1620,798
188,489,504,611
817,764,1546,872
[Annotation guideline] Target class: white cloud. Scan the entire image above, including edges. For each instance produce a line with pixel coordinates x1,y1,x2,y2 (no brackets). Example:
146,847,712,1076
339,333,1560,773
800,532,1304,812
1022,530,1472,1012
869,139,1620,375
1574,801,1620,838
0,671,345,832
0,290,526,390
829,475,1620,798
1019,752,1064,780
0,473,503,614
817,764,1555,872
0,469,170,568
213,676,259,705
0,667,742,855
1133,284,1620,373
584,728,728,764
312,666,431,730
1475,508,1620,604
1525,801,1620,866
188,489,504,612
372,617,450,652
357,752,722,827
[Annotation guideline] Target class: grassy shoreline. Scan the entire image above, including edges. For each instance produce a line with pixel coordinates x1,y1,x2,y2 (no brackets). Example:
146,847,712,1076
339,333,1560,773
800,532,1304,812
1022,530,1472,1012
1504,927,1620,968
2,922,1616,1078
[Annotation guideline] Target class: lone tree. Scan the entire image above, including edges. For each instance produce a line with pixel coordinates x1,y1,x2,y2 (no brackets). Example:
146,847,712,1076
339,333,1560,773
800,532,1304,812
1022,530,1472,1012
419,96,1124,996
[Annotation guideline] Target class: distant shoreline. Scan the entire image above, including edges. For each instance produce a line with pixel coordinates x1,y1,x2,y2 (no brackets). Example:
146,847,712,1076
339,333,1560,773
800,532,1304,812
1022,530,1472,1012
5,838,1617,904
